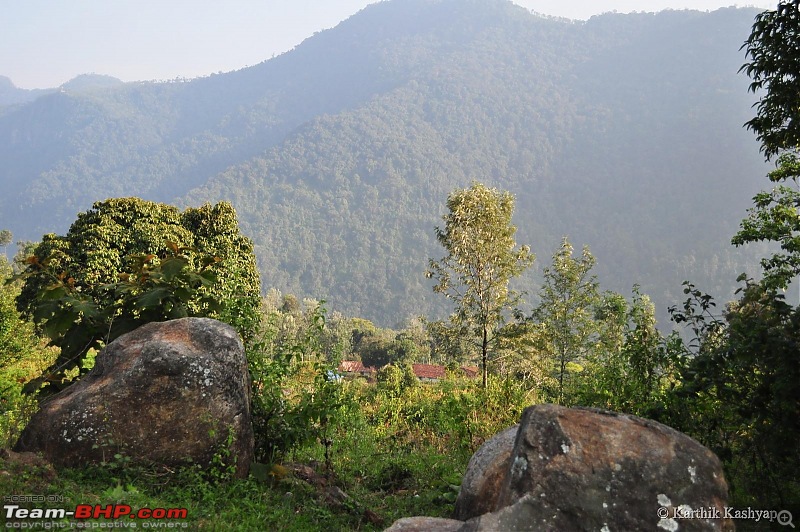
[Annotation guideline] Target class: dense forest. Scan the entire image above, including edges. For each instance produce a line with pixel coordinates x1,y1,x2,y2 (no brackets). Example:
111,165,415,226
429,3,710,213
0,1,772,326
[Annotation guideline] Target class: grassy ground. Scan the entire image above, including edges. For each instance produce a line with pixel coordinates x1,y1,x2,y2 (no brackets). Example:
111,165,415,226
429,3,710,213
1,437,467,531
0,379,489,531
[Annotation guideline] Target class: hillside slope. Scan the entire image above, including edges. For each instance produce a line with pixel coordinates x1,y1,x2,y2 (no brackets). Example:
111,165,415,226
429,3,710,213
0,0,769,325
183,3,769,323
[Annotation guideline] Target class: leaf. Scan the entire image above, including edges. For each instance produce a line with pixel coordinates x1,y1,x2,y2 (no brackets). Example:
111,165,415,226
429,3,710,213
43,312,78,340
135,287,170,310
160,256,189,280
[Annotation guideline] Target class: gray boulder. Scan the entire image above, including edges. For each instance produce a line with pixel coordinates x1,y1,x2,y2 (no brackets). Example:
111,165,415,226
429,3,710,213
384,517,464,532
465,404,732,531
453,424,519,520
14,318,254,478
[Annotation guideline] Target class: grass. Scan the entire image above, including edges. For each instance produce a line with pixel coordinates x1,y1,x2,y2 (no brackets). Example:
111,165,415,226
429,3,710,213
0,438,467,531
0,377,497,531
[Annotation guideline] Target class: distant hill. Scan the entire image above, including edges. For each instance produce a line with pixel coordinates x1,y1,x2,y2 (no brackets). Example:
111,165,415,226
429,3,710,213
60,74,124,93
0,0,771,326
0,76,54,108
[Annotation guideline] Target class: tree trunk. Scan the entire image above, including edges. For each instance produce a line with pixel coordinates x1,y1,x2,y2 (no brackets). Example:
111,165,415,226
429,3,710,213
482,324,488,388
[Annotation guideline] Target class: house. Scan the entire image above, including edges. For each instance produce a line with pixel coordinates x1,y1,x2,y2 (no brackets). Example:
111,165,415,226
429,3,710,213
337,360,377,379
337,361,478,382
411,363,446,382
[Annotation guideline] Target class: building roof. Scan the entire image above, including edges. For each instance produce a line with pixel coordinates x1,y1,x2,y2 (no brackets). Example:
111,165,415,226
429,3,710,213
338,361,478,381
411,363,446,380
338,360,375,374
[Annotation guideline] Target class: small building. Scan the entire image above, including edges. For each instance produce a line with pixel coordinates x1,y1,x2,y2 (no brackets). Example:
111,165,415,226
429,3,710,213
338,361,479,383
411,363,446,382
337,360,377,379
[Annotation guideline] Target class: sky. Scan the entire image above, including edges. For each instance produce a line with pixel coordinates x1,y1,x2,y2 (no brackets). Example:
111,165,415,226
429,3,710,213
0,0,776,90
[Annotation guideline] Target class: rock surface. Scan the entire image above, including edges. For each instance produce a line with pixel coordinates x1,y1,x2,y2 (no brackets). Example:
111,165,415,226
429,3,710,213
453,424,519,521
14,318,253,477
383,517,464,532
472,404,732,531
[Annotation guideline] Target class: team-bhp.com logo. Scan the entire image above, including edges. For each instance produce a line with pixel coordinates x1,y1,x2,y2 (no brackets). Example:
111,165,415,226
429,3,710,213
4,504,188,528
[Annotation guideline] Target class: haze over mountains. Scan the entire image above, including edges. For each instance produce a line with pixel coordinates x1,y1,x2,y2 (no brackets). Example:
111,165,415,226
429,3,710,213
0,0,771,326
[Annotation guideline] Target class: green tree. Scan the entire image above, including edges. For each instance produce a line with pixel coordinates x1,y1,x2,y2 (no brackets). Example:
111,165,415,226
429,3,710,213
740,3,800,159
579,286,681,418
732,156,800,290
718,6,800,502
14,198,261,392
669,279,800,507
427,182,534,387
0,257,54,445
0,230,11,257
11,241,37,274
525,238,600,405
426,319,474,366
734,4,800,290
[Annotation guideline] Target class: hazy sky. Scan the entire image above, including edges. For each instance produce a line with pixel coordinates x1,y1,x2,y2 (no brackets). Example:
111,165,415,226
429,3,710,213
0,1,775,89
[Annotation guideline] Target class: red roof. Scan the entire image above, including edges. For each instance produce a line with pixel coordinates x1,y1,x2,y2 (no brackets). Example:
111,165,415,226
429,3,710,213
412,363,446,380
338,361,478,380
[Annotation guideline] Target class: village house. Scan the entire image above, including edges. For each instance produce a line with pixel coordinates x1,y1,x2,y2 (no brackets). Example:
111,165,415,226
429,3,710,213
337,361,478,382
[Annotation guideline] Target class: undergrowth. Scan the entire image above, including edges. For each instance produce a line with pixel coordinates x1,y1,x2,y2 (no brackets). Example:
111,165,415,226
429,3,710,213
0,374,528,531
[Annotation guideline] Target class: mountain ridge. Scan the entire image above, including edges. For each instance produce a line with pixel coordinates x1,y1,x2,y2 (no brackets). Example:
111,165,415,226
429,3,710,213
0,1,770,326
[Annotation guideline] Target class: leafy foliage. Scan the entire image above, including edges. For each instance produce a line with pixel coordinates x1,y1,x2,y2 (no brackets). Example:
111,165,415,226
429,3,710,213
0,230,11,249
741,3,800,159
653,3,800,511
732,153,800,290
523,238,599,405
248,301,353,468
577,287,684,419
0,257,55,446
12,198,260,394
667,279,800,507
14,243,225,394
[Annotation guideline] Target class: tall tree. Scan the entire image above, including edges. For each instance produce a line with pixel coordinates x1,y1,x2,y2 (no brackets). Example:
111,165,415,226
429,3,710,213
526,238,600,405
740,3,800,159
427,182,533,387
669,3,800,507
734,2,800,289
580,286,679,417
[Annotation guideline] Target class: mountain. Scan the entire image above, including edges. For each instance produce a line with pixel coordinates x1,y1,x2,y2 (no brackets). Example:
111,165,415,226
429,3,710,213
0,76,54,108
0,0,771,326
59,74,124,93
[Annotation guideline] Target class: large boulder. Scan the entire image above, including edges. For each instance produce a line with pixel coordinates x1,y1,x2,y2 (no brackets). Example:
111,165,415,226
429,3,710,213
453,424,518,520
384,517,463,532
14,318,254,478
460,404,732,531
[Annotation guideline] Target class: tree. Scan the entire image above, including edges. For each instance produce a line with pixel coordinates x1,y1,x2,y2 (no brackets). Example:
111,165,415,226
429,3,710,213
524,238,600,405
669,7,800,506
734,3,800,290
579,286,681,418
0,230,11,258
731,165,800,290
0,256,54,444
740,3,800,160
669,279,800,506
15,198,261,392
427,182,533,387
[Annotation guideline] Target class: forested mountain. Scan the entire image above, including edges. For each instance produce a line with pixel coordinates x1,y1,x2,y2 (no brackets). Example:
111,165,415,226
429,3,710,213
0,76,54,108
0,0,771,325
